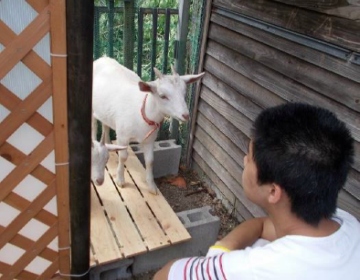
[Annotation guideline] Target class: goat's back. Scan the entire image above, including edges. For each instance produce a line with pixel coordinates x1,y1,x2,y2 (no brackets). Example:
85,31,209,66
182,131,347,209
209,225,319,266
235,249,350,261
92,57,145,131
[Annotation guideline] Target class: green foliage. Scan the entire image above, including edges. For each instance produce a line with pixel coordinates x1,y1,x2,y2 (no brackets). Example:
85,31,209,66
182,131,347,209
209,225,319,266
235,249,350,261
94,0,179,81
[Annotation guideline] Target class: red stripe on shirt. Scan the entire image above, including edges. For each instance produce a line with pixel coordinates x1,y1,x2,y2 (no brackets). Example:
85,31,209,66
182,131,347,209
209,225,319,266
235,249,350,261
196,258,201,280
207,258,212,280
184,258,194,280
219,254,226,280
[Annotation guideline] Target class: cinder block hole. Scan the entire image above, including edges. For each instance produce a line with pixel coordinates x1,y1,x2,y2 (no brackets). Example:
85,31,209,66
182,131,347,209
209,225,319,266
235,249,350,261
159,142,171,148
187,212,204,222
131,146,140,152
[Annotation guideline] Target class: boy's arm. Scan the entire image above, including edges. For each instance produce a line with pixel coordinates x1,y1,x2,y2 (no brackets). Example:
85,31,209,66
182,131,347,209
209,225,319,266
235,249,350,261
153,217,276,279
153,259,177,280
214,217,276,250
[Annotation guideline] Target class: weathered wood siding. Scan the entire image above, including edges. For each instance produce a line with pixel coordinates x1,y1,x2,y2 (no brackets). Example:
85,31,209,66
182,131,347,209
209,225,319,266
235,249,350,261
189,0,360,222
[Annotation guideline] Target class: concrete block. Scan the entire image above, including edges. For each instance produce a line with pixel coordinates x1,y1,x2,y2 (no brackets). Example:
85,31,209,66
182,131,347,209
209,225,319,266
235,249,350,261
130,139,181,178
131,206,220,275
90,258,133,280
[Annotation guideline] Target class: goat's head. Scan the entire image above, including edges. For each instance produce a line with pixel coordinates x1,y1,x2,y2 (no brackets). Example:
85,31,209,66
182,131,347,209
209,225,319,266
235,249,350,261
91,137,127,186
138,66,205,122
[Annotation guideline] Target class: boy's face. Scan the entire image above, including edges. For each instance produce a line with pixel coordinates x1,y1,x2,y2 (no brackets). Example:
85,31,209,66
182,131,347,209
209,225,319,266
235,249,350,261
242,141,267,206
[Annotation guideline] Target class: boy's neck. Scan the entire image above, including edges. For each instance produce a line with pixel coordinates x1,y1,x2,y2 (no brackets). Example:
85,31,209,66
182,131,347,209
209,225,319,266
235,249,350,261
270,211,340,239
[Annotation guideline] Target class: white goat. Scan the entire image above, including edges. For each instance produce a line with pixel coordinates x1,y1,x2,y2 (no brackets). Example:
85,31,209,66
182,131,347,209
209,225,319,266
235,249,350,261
91,132,127,186
92,56,205,194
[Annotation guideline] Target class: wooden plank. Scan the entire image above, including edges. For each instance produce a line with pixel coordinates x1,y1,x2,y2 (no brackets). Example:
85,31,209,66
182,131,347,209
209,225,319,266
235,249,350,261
0,21,51,81
90,186,122,264
187,0,213,166
208,22,360,113
0,225,57,262
204,55,285,109
198,100,250,155
192,155,252,221
206,40,360,142
346,169,360,200
0,142,55,185
197,113,245,167
354,142,360,172
192,138,265,217
0,76,52,145
1,223,58,280
202,71,262,121
0,132,54,202
213,0,360,52
211,12,360,83
94,169,148,257
4,192,56,226
49,0,70,275
0,181,56,250
0,262,37,280
38,258,59,280
201,85,253,138
338,189,360,219
269,0,360,20
0,85,53,136
26,0,49,13
125,148,191,244
106,153,170,251
90,251,97,267
0,6,50,80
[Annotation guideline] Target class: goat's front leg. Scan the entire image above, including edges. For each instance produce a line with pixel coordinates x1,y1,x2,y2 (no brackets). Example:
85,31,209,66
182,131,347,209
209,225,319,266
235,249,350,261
142,142,158,195
116,147,128,188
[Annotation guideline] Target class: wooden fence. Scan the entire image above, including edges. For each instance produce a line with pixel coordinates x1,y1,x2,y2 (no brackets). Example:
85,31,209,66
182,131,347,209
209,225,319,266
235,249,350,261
0,0,70,279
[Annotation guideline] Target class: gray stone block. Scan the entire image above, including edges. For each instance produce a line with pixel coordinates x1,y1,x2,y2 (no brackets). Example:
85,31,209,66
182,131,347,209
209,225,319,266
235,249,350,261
131,206,220,276
130,139,182,178
90,258,133,280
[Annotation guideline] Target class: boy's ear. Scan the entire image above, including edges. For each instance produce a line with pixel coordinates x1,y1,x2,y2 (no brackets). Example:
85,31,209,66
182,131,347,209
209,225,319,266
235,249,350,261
268,183,282,204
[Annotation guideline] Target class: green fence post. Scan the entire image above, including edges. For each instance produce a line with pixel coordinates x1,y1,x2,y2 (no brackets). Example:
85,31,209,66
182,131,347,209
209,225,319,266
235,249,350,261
124,0,135,70
170,0,190,141
107,0,114,57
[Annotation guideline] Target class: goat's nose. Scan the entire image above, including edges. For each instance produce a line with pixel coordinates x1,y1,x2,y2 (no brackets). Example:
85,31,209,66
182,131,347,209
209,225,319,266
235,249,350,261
96,178,104,185
182,114,189,121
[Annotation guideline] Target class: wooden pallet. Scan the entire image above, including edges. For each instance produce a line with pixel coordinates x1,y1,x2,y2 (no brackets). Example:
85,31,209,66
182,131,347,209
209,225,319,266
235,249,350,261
90,148,191,266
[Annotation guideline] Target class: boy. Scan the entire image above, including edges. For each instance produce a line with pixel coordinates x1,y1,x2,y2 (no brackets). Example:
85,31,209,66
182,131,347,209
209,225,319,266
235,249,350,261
154,103,360,280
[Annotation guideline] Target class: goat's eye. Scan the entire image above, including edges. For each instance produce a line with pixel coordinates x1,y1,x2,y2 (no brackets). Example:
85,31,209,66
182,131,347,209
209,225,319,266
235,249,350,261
160,95,168,100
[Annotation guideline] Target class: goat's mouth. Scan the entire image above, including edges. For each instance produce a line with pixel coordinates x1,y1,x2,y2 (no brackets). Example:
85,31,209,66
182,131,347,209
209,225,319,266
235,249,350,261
176,114,190,122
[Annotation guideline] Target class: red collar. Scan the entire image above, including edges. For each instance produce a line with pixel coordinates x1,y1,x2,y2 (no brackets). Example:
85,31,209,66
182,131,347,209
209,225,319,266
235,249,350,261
141,94,161,140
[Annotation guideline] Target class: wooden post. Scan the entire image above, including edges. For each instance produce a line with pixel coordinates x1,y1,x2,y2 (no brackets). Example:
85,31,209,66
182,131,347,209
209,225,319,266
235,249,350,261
66,1,94,279
170,0,190,140
50,0,71,278
186,0,212,167
123,0,135,70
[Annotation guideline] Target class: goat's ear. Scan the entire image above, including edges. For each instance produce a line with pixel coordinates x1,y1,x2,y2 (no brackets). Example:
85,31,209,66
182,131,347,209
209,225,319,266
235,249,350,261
139,81,157,94
105,144,128,151
153,67,163,79
181,72,205,84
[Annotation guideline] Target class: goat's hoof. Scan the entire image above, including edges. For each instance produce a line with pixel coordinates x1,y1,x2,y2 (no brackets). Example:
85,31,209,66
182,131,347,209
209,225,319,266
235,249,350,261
148,188,158,195
115,179,125,188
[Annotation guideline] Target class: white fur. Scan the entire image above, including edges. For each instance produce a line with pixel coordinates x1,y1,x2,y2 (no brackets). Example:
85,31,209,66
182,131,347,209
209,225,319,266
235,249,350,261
92,56,205,194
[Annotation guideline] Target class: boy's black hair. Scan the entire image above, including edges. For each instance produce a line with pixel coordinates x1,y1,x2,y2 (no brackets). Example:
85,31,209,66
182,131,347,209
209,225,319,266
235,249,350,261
252,103,354,225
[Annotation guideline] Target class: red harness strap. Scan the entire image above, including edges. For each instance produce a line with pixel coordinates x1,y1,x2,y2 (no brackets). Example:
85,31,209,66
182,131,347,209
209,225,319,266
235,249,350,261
141,94,161,140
